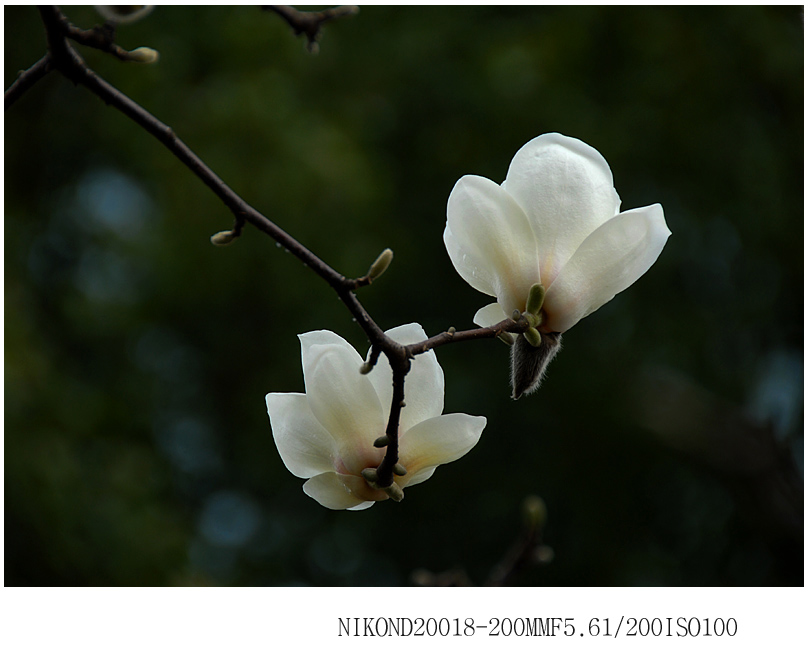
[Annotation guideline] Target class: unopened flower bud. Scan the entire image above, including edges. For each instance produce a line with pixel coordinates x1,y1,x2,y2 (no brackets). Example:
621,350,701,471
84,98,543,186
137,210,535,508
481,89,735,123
526,283,546,316
127,47,160,64
511,309,522,321
367,248,393,281
384,482,404,502
522,495,547,529
359,362,373,375
392,463,407,476
373,435,390,448
361,468,379,484
210,230,236,246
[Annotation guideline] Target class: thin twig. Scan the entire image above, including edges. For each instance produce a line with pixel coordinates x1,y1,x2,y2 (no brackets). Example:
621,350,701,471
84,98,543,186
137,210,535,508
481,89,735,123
406,318,528,357
37,10,349,285
485,521,546,586
43,8,129,59
413,496,553,586
264,5,358,52
26,5,523,497
65,22,138,62
4,53,52,111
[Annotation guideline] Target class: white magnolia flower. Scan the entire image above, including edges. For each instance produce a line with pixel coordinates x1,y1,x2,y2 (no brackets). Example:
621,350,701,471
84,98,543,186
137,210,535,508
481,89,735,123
444,133,670,397
266,323,486,510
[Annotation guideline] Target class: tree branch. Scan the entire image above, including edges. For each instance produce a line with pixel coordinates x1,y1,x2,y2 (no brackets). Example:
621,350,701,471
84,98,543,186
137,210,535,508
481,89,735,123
375,355,409,489
485,496,553,586
413,496,553,586
37,9,359,295
405,318,529,357
64,21,145,62
26,5,525,503
4,53,52,111
38,6,131,60
264,5,359,52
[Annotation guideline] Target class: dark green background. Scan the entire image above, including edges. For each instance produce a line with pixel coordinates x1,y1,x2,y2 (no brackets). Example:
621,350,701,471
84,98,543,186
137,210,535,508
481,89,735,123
5,5,803,586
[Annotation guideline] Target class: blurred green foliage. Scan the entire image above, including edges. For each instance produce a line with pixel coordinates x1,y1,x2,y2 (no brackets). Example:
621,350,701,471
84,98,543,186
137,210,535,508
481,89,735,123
5,5,803,586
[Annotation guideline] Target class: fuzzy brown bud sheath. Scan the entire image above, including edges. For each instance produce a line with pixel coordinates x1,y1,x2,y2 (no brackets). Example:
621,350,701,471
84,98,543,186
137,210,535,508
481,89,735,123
510,331,562,399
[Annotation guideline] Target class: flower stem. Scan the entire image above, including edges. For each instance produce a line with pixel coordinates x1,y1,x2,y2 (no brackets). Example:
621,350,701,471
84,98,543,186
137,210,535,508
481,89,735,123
374,353,409,487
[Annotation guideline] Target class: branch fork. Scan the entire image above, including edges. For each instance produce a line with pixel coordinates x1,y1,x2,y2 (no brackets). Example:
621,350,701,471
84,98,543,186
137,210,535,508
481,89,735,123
9,5,529,504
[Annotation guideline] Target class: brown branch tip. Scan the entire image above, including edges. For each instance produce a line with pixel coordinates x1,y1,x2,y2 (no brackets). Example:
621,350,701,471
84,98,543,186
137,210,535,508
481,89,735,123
264,5,359,52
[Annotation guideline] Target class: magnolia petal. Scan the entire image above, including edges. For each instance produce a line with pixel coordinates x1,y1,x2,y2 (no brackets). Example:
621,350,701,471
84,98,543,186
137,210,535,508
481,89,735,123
502,133,621,286
399,465,436,488
443,227,495,298
299,332,385,470
303,472,377,510
365,323,445,433
544,203,670,333
474,303,517,344
445,175,540,314
399,413,486,477
298,330,364,362
473,302,510,328
347,501,377,511
266,392,336,478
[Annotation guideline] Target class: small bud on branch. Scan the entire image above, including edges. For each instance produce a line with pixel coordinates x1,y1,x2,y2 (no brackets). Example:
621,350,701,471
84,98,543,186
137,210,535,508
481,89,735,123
210,229,237,246
498,332,516,346
525,283,545,316
126,47,159,64
383,483,404,502
366,248,393,282
522,495,547,529
522,326,543,348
